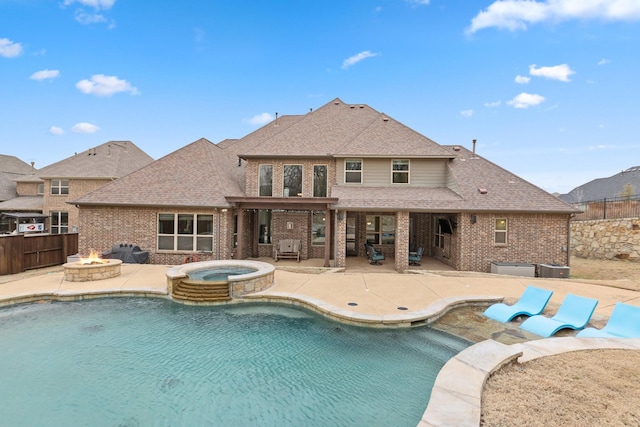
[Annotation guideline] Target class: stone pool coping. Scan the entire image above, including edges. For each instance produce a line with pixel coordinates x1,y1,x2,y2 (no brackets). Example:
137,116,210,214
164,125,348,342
420,337,640,427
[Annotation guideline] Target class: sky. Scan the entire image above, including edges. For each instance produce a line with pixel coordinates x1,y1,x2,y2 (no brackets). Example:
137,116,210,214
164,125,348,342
2,0,640,195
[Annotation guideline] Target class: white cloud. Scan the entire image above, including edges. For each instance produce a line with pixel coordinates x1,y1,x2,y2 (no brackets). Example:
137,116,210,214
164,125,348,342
74,10,108,25
406,0,430,5
0,38,23,58
30,69,60,81
507,92,545,108
460,109,474,117
515,74,531,84
342,51,379,69
244,113,274,126
484,100,502,107
49,126,65,135
76,74,139,96
72,122,100,133
63,0,115,10
467,0,640,34
529,63,575,82
598,58,610,65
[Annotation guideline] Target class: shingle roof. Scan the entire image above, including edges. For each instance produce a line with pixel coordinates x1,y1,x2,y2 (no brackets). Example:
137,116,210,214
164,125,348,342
444,146,578,213
73,138,243,207
331,186,465,211
0,154,35,201
559,166,640,203
37,141,153,179
0,196,43,211
239,98,453,158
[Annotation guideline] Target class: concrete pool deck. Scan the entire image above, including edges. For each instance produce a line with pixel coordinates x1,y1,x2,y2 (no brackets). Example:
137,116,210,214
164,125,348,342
1,261,640,427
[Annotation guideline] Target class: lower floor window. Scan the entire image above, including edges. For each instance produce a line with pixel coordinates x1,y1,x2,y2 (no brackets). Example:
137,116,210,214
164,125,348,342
50,211,68,234
311,211,326,246
366,215,395,245
157,213,213,251
258,210,272,244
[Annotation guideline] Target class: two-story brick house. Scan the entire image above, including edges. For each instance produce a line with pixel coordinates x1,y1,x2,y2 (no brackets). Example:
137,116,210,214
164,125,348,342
73,98,578,273
2,141,153,234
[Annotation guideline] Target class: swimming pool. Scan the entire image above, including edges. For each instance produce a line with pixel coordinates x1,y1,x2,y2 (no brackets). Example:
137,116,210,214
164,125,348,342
0,298,471,427
188,266,256,281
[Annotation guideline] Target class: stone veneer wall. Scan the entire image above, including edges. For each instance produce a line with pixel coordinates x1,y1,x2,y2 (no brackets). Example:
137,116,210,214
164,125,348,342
571,218,640,261
230,270,275,297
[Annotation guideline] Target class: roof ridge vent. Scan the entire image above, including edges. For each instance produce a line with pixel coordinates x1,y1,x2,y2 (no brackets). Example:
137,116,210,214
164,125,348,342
478,187,488,194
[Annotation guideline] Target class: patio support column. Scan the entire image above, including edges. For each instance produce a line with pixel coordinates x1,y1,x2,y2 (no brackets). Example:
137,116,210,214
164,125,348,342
335,210,346,268
236,208,245,259
395,210,410,272
323,207,331,267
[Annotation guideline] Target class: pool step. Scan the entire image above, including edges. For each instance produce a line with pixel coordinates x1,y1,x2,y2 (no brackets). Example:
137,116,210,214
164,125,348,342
172,281,231,302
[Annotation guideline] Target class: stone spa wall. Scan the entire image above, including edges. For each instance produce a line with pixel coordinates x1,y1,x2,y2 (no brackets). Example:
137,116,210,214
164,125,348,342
571,218,640,261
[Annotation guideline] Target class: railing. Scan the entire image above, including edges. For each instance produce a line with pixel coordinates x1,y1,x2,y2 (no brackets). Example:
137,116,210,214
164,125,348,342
571,194,640,221
0,233,78,275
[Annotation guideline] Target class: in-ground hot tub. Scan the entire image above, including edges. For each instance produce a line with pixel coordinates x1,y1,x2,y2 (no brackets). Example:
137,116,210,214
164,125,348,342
166,260,275,303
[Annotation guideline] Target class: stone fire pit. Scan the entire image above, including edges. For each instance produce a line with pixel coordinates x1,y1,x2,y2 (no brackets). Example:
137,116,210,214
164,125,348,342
63,258,123,282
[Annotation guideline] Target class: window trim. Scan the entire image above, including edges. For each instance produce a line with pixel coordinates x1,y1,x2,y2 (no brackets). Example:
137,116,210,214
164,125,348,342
50,211,69,234
313,164,328,198
51,179,69,195
258,164,273,197
392,159,410,184
494,218,508,245
283,164,303,197
157,213,214,252
344,159,362,184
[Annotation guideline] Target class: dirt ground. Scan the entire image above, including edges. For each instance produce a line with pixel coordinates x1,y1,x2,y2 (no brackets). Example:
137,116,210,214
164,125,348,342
480,257,640,426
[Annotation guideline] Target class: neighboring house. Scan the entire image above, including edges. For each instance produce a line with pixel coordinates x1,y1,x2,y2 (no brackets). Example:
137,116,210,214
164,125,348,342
2,141,153,234
559,166,640,203
0,155,41,233
73,98,578,273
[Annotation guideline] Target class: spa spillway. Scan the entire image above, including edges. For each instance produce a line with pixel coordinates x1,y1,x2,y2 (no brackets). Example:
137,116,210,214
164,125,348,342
166,260,275,303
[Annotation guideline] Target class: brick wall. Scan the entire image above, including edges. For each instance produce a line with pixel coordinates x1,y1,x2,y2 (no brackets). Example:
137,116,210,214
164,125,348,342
16,181,40,196
44,178,111,232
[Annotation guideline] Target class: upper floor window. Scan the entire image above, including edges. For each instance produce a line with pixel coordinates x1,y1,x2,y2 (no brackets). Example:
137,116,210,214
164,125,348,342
37,183,44,195
259,164,273,196
313,165,327,197
392,159,409,184
494,218,507,245
283,165,302,197
345,159,362,183
157,213,213,252
51,179,69,195
50,211,68,234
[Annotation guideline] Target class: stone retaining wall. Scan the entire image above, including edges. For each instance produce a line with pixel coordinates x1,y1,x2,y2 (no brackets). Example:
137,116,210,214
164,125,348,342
571,218,640,261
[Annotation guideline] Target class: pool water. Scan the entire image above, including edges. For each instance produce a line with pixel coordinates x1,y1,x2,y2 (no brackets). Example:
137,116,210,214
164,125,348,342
188,266,256,281
0,299,471,427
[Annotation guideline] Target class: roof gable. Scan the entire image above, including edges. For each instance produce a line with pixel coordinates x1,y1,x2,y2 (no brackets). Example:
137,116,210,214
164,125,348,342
37,141,153,179
73,138,242,207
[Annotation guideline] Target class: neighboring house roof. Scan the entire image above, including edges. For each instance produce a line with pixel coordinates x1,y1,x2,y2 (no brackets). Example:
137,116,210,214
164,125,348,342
239,98,453,159
37,141,153,179
559,166,640,203
73,138,243,208
0,154,36,201
0,196,43,211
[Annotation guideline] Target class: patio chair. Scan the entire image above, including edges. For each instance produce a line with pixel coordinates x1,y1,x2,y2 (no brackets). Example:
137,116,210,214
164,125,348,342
577,302,640,338
483,285,553,323
408,247,424,266
519,293,598,337
364,243,385,265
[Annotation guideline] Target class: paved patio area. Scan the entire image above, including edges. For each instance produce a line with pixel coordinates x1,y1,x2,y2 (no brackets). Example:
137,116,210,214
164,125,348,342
2,259,640,427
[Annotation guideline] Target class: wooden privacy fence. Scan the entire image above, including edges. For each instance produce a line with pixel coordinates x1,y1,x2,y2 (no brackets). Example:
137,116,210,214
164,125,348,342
0,233,78,275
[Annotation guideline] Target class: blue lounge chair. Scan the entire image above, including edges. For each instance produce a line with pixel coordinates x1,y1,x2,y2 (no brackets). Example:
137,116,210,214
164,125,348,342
409,247,424,266
577,302,640,338
483,285,553,323
365,243,385,265
520,293,598,337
